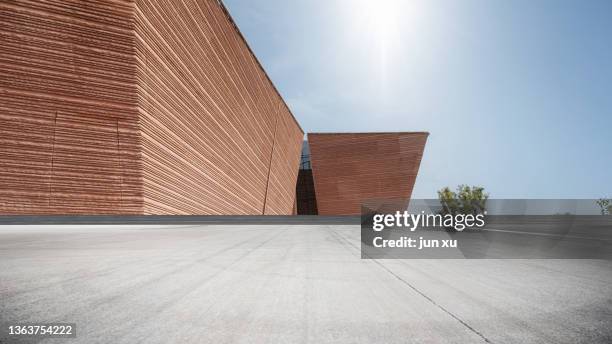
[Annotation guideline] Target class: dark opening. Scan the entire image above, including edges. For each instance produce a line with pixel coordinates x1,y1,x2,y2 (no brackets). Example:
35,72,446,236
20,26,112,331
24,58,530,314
296,141,318,215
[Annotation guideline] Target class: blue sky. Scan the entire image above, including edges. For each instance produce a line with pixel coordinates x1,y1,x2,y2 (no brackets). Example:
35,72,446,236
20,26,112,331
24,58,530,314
223,0,611,199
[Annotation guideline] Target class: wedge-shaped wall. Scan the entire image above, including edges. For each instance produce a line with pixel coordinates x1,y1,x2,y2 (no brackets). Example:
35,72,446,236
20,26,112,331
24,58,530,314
307,133,428,215
0,0,303,215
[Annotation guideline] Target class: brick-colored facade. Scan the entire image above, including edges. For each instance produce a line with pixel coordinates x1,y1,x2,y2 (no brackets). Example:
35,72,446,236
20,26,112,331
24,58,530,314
1,0,142,214
1,1,428,216
135,0,302,215
307,133,428,215
0,0,302,215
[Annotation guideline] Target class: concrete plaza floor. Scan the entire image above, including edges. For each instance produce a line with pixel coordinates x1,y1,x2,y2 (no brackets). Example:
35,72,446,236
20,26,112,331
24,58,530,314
0,224,610,343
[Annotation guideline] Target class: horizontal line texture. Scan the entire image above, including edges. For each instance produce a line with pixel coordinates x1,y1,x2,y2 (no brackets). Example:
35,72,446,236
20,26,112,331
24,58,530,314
135,0,302,214
0,0,142,214
307,133,428,215
1,0,302,215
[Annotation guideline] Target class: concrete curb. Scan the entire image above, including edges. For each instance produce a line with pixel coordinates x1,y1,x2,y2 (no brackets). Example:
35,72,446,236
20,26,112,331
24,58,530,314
0,215,361,225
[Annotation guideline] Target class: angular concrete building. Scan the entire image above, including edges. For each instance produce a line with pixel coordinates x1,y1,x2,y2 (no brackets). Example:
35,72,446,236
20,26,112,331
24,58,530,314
1,1,427,216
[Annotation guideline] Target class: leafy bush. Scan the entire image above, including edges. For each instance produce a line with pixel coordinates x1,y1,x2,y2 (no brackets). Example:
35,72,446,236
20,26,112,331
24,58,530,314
437,185,488,216
596,198,611,215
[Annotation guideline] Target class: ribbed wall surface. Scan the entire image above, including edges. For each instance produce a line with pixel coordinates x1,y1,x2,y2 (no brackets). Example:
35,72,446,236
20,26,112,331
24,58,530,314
0,0,143,214
1,0,302,215
134,0,302,214
308,133,428,215
263,102,303,215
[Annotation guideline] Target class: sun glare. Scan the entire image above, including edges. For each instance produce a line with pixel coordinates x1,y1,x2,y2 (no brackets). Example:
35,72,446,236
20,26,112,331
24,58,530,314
345,0,405,97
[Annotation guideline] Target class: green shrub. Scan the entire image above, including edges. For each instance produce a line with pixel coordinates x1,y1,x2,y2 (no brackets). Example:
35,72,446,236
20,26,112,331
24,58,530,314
437,185,488,216
596,198,611,215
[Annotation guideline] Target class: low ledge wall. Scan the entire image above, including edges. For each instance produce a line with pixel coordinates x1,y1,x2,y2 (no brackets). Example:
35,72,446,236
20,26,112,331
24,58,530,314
0,215,360,225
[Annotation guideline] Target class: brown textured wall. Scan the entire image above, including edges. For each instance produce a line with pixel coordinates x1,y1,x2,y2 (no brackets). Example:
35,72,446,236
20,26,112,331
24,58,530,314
134,0,302,214
0,0,143,214
1,0,302,215
263,102,303,215
307,133,428,215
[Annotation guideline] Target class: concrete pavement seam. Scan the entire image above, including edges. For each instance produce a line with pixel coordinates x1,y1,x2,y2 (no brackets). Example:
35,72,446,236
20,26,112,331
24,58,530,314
328,227,494,344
